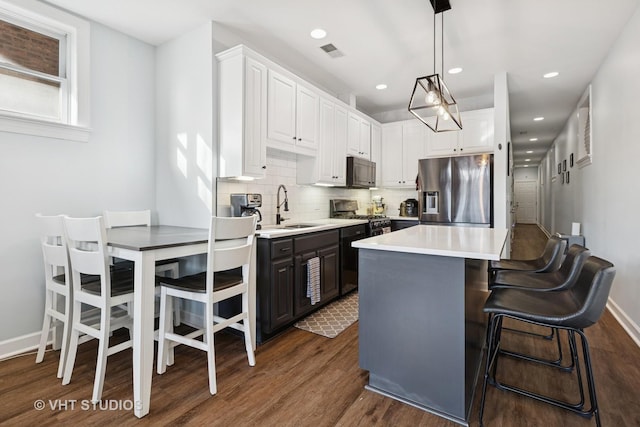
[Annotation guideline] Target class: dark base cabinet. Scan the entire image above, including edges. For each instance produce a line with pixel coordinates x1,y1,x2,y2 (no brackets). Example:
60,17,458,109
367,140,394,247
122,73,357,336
391,219,419,232
257,230,340,343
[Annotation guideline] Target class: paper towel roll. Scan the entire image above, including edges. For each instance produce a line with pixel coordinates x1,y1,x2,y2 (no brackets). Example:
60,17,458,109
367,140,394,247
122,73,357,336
571,222,581,235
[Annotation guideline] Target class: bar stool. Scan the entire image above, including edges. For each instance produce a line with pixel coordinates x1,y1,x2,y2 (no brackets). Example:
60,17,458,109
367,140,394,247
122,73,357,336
479,256,616,427
489,245,591,369
490,244,590,291
488,235,566,281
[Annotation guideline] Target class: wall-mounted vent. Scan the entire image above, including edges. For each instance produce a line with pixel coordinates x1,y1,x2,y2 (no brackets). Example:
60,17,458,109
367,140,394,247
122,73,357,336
320,43,344,58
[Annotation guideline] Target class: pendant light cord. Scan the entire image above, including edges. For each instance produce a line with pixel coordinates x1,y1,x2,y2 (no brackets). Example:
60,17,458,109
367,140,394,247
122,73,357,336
441,12,444,77
433,8,436,75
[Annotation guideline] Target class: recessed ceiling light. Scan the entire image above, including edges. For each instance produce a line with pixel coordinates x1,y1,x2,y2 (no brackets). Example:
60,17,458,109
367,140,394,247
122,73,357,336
529,138,538,141
524,165,529,167
543,71,559,78
525,159,531,162
526,150,533,153
310,28,327,39
448,67,463,74
533,117,544,121
376,84,387,90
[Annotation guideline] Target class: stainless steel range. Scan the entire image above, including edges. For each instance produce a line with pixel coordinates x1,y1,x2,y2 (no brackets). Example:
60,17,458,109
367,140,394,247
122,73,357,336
329,199,391,236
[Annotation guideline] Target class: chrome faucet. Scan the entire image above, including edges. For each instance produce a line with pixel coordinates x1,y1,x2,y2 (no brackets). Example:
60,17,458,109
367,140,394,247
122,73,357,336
276,184,289,225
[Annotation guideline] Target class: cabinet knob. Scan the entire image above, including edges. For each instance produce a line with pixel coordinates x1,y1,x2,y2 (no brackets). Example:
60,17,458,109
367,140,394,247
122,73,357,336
298,138,302,141
453,148,457,151
292,136,297,140
262,165,267,169
460,148,463,151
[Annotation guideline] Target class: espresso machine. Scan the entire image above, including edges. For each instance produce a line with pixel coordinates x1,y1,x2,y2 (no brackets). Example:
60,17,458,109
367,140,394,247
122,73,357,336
230,193,263,229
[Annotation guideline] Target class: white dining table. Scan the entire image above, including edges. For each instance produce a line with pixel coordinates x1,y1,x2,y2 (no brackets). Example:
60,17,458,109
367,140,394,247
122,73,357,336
106,224,257,418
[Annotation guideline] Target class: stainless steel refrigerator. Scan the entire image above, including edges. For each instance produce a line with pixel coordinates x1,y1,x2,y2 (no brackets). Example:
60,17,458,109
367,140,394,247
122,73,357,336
417,154,493,227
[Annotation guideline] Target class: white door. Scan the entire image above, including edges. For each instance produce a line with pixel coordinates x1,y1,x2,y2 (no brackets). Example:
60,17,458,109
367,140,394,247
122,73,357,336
514,180,537,224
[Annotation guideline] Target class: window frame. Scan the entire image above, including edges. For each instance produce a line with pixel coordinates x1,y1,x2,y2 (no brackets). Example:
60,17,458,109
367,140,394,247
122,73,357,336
0,0,90,142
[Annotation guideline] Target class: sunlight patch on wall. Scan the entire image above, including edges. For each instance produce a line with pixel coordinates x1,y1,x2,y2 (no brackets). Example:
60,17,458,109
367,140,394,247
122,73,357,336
177,132,188,148
196,133,212,182
197,176,212,213
176,147,187,178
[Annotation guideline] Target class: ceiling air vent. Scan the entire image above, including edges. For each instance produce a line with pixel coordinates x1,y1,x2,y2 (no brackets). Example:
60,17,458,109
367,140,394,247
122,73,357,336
320,43,344,58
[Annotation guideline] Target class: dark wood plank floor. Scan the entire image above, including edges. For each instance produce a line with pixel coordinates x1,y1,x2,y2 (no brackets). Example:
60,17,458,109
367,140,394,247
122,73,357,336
2,224,639,426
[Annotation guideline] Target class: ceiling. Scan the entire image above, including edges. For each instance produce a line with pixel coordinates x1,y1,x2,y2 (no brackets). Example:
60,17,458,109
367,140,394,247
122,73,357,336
44,0,639,167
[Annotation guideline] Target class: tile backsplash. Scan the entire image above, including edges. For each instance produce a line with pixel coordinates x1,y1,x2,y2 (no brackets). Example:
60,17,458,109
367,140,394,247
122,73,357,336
216,149,380,226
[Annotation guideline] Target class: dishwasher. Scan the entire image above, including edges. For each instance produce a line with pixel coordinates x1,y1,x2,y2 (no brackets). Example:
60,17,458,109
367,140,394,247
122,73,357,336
340,224,367,295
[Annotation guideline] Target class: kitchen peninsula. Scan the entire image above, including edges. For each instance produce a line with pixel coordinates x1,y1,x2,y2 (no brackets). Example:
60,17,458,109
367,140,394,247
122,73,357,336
353,225,508,425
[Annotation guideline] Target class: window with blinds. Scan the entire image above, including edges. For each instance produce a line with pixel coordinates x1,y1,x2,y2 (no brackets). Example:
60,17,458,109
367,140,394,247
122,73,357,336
0,14,68,122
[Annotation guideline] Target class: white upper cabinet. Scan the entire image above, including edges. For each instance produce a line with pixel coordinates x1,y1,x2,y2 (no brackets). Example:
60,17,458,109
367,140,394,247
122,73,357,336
370,123,382,186
347,112,371,159
427,131,459,157
425,108,494,157
217,47,267,178
381,121,425,188
457,108,494,154
267,69,318,154
297,100,348,186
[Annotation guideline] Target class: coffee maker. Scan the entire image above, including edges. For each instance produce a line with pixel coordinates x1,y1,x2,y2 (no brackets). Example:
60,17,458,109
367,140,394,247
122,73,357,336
230,193,262,229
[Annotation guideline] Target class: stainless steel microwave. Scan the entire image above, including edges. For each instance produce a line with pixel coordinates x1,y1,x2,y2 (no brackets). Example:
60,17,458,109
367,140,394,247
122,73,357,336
346,156,376,188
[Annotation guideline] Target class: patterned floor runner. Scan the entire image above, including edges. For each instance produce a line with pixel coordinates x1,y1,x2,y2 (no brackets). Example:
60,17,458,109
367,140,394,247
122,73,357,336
294,292,358,338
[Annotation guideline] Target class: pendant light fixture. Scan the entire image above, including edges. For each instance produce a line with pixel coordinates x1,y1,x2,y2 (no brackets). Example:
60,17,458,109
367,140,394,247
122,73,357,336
408,0,462,132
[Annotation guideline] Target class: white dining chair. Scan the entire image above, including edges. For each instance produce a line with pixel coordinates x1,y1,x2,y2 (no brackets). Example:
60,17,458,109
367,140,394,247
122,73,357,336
62,216,134,403
156,216,257,395
103,209,181,325
35,214,72,378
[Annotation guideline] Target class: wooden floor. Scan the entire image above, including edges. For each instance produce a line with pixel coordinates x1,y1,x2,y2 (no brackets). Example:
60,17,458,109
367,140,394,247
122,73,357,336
2,224,639,426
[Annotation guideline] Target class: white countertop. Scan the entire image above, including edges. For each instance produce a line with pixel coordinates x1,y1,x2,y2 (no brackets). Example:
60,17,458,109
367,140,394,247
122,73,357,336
257,218,367,238
352,225,508,260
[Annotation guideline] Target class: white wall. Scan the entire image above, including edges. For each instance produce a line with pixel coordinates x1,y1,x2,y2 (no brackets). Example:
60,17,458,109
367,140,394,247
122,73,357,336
540,3,640,343
494,72,512,256
0,23,156,343
155,22,215,229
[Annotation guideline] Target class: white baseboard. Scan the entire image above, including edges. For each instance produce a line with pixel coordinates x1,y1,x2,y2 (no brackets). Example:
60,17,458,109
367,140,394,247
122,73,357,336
607,298,640,348
0,331,43,361
538,223,552,238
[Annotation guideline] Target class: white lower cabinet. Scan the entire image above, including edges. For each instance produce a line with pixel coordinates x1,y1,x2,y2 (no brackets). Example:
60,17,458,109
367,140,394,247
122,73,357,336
381,121,426,188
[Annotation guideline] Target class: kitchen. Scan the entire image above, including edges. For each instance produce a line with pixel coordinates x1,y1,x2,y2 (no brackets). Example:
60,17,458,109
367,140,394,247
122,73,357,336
1,0,640,425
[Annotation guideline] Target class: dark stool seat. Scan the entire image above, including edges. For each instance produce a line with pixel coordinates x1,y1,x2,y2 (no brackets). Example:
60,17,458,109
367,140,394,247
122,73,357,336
490,244,590,291
489,235,566,280
479,256,616,427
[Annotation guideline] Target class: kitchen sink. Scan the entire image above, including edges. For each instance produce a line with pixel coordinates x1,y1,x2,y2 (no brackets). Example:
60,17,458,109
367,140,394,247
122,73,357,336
283,224,318,229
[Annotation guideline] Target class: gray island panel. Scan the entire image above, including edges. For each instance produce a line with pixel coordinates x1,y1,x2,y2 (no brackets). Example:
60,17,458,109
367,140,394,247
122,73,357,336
358,248,490,425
